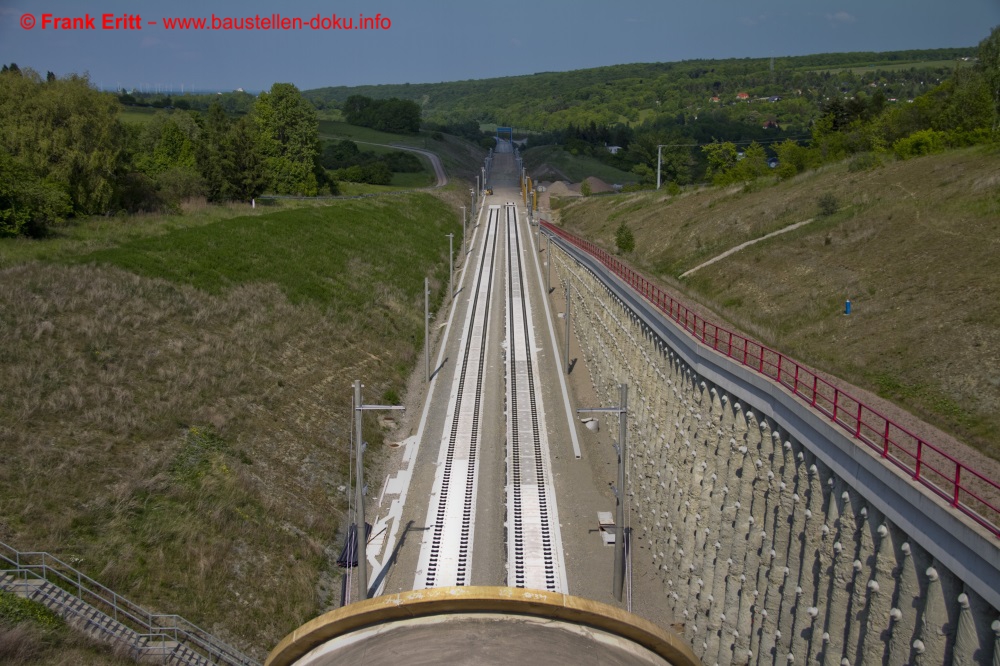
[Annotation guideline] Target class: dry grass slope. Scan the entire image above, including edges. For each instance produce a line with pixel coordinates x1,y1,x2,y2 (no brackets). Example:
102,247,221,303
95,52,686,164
0,195,460,659
555,146,1000,465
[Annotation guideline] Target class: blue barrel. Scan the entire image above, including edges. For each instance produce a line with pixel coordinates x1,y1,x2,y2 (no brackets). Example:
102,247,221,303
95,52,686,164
845,299,852,315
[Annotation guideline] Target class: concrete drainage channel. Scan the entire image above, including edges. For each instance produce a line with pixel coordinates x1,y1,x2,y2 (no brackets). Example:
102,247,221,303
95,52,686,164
547,232,1000,666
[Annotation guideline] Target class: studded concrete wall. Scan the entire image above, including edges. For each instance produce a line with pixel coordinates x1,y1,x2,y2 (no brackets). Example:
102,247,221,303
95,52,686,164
552,246,1000,666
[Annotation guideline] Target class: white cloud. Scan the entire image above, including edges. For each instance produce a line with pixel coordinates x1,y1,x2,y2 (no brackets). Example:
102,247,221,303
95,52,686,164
826,11,857,24
741,14,767,27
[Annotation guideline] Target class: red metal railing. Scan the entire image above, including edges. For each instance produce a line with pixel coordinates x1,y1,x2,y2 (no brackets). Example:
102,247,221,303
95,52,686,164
542,220,1000,538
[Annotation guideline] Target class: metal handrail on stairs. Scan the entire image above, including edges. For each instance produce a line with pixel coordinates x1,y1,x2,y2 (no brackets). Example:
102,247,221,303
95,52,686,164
0,540,258,665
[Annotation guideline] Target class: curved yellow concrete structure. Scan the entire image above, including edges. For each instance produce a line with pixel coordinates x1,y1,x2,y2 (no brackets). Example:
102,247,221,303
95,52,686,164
266,586,700,666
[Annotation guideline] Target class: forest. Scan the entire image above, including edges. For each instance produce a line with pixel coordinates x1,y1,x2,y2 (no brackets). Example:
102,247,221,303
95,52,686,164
306,42,996,186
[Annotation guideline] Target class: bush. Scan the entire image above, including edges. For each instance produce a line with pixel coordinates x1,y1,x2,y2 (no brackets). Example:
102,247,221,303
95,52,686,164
0,150,72,237
817,193,839,217
893,129,947,160
0,589,63,629
666,181,681,196
615,221,635,253
580,180,592,197
848,153,883,172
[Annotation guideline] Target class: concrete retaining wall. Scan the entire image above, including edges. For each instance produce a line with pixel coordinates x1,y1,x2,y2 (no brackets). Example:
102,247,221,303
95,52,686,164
551,241,1000,666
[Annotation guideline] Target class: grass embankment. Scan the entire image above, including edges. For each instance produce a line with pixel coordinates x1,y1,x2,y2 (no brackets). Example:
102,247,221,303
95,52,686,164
554,146,1000,461
0,194,460,659
522,144,635,185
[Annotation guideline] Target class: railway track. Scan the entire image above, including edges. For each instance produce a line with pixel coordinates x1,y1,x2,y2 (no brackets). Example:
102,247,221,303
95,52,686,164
414,205,501,589
503,203,567,593
412,199,565,593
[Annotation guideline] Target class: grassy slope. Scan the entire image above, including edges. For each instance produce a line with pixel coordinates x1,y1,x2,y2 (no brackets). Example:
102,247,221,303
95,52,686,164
318,119,486,182
0,195,460,659
554,146,1000,461
522,145,636,184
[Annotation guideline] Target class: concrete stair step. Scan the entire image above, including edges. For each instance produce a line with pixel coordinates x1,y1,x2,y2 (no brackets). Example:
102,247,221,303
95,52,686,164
0,568,242,665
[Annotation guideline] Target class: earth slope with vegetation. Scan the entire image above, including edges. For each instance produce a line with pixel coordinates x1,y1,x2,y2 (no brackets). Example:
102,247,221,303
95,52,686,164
0,194,460,660
553,145,1000,466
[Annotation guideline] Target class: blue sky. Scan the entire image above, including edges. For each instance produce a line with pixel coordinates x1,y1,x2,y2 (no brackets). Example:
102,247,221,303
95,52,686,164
1,0,998,92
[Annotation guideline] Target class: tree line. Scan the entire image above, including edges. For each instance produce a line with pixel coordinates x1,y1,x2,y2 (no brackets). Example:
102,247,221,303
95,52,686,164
520,27,1000,188
342,95,420,133
699,27,1000,187
0,72,326,237
303,47,977,131
320,139,423,186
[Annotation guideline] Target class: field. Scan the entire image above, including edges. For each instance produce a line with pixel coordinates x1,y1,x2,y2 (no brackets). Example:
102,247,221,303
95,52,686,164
553,146,1000,466
119,107,162,125
0,194,460,660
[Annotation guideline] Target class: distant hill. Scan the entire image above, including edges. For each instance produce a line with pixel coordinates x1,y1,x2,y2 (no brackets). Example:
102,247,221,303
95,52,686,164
303,47,976,130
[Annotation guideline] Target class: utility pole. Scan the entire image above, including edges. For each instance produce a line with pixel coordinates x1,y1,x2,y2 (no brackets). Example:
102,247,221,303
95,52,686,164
352,380,405,601
577,383,629,601
461,206,467,256
657,143,698,190
446,233,454,296
353,381,366,600
545,234,551,294
657,145,662,191
564,281,571,374
425,277,430,382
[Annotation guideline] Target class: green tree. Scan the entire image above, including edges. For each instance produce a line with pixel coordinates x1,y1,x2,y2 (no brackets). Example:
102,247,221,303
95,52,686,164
614,221,635,254
253,83,320,195
226,116,267,201
0,149,71,237
0,70,125,215
197,102,232,202
977,25,1000,132
773,139,814,179
342,95,421,133
731,141,768,182
701,141,738,184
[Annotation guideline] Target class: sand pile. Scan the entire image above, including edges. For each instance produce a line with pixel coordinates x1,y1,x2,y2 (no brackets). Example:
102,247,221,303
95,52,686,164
582,176,614,193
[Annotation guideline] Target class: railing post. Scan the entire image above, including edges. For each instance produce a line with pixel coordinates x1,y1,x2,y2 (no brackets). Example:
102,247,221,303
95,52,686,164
811,376,818,407
882,421,891,458
777,355,783,384
915,440,923,480
855,402,863,439
793,364,799,394
833,390,839,423
953,466,962,507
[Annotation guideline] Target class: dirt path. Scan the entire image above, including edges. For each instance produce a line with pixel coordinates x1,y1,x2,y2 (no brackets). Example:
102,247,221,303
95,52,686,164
679,217,816,278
